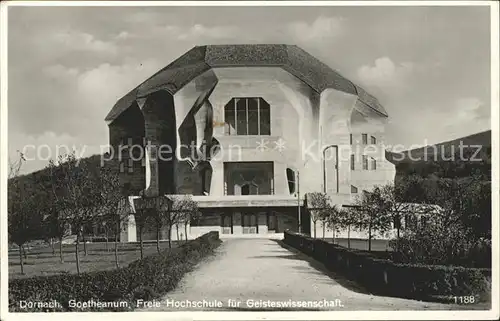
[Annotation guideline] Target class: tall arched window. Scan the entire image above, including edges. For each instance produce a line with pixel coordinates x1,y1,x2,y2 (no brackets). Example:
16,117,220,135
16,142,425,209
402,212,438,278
224,97,271,135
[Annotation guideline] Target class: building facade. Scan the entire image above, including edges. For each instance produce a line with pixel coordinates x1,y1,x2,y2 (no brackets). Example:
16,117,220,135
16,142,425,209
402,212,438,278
105,44,396,241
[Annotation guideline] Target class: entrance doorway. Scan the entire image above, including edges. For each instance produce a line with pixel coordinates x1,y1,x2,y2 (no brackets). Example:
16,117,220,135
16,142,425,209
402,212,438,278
222,214,233,234
242,212,258,234
267,212,277,232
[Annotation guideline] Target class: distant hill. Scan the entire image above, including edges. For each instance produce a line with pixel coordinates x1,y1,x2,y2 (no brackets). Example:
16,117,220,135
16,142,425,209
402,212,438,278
9,154,118,194
386,130,491,179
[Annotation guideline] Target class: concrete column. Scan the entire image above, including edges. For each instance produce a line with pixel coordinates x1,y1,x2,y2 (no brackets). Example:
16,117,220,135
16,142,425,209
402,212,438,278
258,212,268,234
210,160,224,196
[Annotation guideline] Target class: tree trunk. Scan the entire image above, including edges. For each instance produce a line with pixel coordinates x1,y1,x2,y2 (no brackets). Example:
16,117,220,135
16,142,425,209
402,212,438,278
396,226,400,252
368,222,372,252
59,236,64,263
347,225,351,249
105,228,109,252
75,236,81,275
18,244,25,275
139,225,144,260
184,221,189,242
51,238,56,255
176,224,180,241
168,226,172,249
82,232,88,256
114,220,120,269
313,221,317,238
322,222,325,239
156,225,161,254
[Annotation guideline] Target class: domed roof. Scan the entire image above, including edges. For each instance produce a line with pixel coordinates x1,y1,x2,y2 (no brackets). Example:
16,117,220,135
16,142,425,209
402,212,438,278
105,44,387,121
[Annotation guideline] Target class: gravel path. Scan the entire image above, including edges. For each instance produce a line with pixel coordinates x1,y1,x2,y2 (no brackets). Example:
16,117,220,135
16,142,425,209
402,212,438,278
142,238,483,311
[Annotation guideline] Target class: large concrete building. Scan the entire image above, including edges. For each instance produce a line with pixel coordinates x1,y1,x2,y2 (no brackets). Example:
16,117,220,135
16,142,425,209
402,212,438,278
105,44,396,241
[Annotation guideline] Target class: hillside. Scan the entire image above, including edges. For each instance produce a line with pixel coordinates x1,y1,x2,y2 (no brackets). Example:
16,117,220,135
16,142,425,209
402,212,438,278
386,130,491,179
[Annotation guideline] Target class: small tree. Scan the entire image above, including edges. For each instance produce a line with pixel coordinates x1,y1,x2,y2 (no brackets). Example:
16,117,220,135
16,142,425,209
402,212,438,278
133,191,153,260
380,183,414,252
338,207,356,249
354,187,392,251
97,164,126,267
8,152,44,274
50,152,102,275
307,192,331,239
168,195,198,247
8,181,43,274
148,195,172,254
324,205,343,243
45,159,71,263
176,195,200,243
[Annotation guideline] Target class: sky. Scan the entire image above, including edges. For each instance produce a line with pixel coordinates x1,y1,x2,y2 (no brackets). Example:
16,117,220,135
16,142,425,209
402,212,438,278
7,5,492,175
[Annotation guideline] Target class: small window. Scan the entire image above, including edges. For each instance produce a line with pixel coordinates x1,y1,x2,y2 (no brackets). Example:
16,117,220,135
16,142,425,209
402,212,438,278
362,134,368,145
371,157,377,170
362,155,368,170
119,162,125,173
351,185,358,194
350,134,353,145
350,154,355,170
371,136,376,144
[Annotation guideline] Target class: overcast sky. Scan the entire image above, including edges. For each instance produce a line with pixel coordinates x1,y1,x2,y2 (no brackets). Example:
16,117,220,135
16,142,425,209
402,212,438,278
7,5,491,174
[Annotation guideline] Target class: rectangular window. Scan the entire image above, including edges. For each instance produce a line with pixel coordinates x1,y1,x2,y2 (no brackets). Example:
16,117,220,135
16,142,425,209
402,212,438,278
351,185,358,194
236,99,247,135
225,104,235,135
371,157,377,170
350,134,353,145
350,154,355,170
362,134,368,145
260,99,271,135
119,162,125,173
371,135,376,144
362,155,368,170
247,98,259,135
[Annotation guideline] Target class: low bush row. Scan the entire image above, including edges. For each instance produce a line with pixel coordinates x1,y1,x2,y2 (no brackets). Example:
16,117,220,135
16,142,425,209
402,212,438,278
9,232,221,312
284,231,491,302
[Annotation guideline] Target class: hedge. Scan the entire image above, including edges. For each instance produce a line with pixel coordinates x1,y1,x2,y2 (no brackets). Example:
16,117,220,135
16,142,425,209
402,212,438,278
284,231,491,302
9,231,221,312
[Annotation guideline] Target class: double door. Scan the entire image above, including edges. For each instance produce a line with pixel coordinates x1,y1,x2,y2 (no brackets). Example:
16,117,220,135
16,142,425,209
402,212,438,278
242,212,258,234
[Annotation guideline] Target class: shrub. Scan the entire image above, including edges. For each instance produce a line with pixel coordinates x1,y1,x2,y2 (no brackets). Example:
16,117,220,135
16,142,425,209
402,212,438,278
9,232,221,312
284,231,491,302
389,221,491,268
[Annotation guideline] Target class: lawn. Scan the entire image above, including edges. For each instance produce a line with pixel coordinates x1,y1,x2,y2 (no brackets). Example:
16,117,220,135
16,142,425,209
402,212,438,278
8,240,181,279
